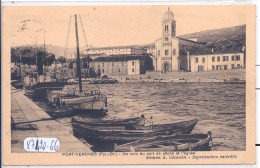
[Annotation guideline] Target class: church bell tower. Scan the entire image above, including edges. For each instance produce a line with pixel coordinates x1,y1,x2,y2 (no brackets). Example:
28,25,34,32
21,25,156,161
162,7,176,43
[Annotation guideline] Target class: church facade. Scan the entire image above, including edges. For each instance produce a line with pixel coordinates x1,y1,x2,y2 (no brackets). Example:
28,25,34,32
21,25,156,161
83,8,245,75
151,8,207,72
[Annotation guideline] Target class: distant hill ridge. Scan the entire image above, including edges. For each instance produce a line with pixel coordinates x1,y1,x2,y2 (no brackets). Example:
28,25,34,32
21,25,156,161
178,24,246,54
45,24,246,56
178,24,245,43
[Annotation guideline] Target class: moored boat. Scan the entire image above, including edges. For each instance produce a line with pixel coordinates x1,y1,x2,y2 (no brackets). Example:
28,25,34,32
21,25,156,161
29,81,66,100
47,15,108,114
224,78,245,84
71,118,199,144
129,118,198,134
114,132,213,152
72,115,145,130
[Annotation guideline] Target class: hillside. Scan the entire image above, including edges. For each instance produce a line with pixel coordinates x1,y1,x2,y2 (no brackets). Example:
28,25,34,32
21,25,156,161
178,24,246,54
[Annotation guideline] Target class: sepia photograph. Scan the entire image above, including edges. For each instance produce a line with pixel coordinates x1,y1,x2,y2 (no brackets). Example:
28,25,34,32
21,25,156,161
2,5,255,165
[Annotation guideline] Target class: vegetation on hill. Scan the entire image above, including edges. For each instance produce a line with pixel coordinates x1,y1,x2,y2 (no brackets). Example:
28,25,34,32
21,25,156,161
178,25,246,55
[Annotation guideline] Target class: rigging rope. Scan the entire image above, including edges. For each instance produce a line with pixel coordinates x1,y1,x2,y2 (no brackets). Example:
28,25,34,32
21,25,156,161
79,15,89,50
64,15,72,58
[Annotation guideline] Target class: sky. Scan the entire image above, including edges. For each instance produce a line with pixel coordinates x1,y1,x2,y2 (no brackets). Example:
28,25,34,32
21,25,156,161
5,5,247,49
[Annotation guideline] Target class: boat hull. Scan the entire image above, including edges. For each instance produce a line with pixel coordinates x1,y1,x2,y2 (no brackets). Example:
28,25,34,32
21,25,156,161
72,115,145,130
114,132,212,152
48,90,107,112
72,118,198,144
130,119,198,134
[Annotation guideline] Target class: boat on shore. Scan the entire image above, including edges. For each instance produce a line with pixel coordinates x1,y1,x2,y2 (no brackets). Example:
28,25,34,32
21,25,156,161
114,132,213,152
72,118,198,144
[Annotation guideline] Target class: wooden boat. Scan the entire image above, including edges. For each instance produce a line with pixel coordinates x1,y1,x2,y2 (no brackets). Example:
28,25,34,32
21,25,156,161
47,15,108,113
128,118,198,134
114,132,213,152
71,115,145,130
48,88,107,112
29,82,65,100
224,78,246,84
71,118,198,144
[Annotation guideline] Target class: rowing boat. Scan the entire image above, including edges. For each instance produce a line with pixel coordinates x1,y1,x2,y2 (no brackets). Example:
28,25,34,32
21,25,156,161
114,132,213,152
71,115,145,130
71,118,198,144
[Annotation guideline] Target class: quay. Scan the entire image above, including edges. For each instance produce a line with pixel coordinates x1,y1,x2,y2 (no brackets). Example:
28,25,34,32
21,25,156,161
11,86,92,153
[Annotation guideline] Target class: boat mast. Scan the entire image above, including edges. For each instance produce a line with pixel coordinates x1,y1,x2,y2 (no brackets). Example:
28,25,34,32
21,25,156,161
74,14,83,92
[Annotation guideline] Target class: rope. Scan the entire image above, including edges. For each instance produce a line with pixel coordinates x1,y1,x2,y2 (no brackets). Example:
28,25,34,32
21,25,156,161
64,15,72,58
79,15,88,49
144,116,153,126
108,103,119,113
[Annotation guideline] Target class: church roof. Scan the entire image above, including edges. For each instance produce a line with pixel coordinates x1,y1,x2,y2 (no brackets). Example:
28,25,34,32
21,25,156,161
162,7,174,21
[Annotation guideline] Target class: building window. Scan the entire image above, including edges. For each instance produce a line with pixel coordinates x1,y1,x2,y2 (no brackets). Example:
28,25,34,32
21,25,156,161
173,49,176,55
237,64,241,69
132,68,134,72
165,50,169,55
158,50,160,56
232,55,235,61
102,69,104,73
118,69,120,72
217,56,220,62
165,25,168,32
212,65,215,70
202,57,205,63
196,57,199,63
224,65,228,70
102,63,104,67
216,65,221,70
237,55,241,61
223,56,229,61
165,37,169,41
132,62,134,66
232,64,235,69
212,57,215,62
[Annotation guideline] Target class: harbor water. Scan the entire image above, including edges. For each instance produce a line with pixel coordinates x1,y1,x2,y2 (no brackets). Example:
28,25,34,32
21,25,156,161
51,82,245,151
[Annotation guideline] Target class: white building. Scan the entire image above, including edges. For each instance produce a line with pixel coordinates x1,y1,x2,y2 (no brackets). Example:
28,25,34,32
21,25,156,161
83,45,144,57
190,53,245,72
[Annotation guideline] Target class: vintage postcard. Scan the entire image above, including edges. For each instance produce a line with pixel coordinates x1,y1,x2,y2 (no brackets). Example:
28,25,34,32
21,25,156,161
2,5,256,165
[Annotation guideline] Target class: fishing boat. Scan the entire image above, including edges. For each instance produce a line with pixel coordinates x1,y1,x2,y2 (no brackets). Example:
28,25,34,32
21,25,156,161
224,78,246,84
29,81,65,100
72,115,145,130
47,15,108,113
114,132,213,152
71,118,198,144
129,118,198,134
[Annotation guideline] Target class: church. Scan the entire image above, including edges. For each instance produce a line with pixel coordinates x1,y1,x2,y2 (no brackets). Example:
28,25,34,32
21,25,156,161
84,8,245,75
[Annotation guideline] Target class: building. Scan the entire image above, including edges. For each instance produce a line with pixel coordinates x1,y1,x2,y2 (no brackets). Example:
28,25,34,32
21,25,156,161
83,8,246,75
92,54,153,76
190,52,245,72
83,45,145,58
150,8,246,73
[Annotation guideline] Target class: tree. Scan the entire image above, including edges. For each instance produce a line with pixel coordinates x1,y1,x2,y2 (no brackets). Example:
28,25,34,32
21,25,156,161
57,56,66,82
82,55,92,78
